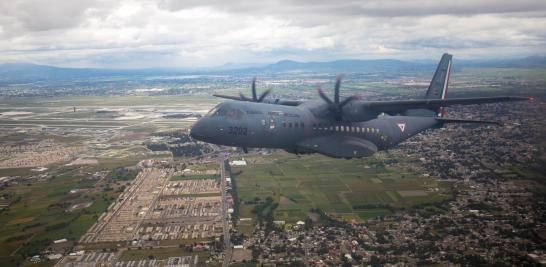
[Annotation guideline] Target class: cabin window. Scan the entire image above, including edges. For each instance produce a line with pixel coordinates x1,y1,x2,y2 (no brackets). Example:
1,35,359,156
261,119,266,126
269,118,276,129
288,122,292,128
335,126,339,131
282,122,286,128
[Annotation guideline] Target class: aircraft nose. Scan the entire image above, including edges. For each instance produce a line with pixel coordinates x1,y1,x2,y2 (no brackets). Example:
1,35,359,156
190,119,207,141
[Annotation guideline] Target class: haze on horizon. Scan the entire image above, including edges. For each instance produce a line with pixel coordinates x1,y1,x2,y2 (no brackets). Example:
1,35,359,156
1,0,546,69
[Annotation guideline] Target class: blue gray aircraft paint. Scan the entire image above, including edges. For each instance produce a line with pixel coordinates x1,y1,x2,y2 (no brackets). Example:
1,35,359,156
190,54,529,158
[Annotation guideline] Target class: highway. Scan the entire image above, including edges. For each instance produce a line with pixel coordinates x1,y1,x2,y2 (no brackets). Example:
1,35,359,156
219,155,232,266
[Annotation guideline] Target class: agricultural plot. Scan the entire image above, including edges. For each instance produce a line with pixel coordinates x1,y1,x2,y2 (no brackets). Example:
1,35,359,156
232,152,452,225
0,163,133,267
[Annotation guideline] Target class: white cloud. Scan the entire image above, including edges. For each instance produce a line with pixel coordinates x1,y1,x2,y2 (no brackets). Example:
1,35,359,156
0,0,545,68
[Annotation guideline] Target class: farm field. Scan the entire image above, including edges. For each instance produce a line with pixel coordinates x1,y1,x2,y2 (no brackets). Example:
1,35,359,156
232,152,453,225
0,162,136,267
119,247,216,266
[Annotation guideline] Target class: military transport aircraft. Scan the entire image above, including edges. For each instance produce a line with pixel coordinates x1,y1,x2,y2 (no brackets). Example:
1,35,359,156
190,54,529,158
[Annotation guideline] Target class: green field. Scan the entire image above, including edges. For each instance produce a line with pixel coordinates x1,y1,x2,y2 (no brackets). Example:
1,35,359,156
232,152,453,226
0,161,137,267
459,67,546,81
119,247,216,266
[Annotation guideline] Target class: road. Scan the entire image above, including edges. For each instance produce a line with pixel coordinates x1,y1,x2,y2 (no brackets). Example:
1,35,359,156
219,154,232,267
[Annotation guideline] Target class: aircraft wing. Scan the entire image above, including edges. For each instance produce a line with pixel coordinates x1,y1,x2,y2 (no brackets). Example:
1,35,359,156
213,94,246,101
363,96,529,114
213,93,303,106
296,135,377,158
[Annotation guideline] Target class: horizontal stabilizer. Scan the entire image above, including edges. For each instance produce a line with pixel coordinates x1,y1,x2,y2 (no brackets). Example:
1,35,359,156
436,118,500,125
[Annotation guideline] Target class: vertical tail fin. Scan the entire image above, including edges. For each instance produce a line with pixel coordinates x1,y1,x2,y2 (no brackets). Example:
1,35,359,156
425,53,452,116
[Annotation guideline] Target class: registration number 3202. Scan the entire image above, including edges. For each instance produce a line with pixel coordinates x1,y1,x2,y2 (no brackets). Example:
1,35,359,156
228,126,247,136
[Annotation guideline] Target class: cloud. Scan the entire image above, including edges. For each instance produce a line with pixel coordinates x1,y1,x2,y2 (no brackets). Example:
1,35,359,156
0,0,545,68
158,0,546,18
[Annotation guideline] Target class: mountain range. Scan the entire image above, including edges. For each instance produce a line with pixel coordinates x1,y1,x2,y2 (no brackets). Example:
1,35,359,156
1,56,545,84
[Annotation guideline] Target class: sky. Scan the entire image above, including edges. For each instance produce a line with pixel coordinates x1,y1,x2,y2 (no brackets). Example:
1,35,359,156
0,0,545,68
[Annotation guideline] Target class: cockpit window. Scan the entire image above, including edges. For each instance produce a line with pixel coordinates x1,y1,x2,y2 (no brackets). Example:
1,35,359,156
206,105,220,117
215,104,231,117
205,103,244,119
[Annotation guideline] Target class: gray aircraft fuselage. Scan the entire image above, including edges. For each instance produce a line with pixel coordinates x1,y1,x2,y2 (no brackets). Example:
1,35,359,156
190,100,439,158
189,53,526,158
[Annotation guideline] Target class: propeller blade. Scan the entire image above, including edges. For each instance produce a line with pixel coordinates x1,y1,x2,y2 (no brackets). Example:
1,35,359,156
258,88,272,102
334,74,343,104
317,85,334,105
251,77,257,101
339,95,357,107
